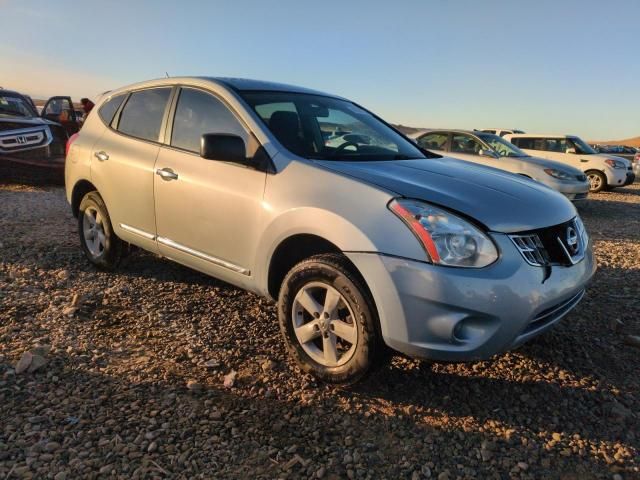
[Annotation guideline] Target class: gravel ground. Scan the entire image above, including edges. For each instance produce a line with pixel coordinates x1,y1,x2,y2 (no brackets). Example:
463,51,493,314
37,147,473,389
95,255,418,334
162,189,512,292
1,183,639,480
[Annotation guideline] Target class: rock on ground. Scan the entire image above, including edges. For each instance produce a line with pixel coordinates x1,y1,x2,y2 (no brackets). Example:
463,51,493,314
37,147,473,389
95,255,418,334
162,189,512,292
0,182,639,479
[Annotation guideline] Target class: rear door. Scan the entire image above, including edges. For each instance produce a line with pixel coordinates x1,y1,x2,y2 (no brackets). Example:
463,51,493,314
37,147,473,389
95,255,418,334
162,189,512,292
153,86,267,285
41,96,80,136
90,87,173,253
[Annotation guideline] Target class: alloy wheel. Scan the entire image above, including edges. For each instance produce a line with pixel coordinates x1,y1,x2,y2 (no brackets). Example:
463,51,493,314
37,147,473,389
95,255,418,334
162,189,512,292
82,206,106,258
291,282,358,367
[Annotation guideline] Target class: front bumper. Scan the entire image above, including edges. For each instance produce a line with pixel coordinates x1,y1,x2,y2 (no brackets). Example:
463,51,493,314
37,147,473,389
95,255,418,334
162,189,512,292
624,171,636,186
534,178,589,202
605,167,629,187
346,233,596,362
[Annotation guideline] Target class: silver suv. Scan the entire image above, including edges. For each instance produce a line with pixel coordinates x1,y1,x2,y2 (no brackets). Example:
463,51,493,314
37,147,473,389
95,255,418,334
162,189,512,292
65,77,596,383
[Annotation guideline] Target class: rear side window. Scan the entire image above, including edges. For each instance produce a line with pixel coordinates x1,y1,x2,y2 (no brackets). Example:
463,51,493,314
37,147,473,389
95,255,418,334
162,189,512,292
171,88,246,153
417,132,448,151
512,138,536,149
117,88,172,142
98,94,126,126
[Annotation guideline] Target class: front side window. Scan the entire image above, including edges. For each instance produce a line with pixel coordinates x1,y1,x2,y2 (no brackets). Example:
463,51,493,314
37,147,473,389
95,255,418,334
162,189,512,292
476,133,528,157
568,136,597,155
117,88,171,142
171,88,246,153
98,93,126,126
417,132,448,151
241,91,428,161
451,134,484,155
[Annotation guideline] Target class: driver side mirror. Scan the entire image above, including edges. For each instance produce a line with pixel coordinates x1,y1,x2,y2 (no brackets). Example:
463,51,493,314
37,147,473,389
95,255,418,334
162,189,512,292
565,147,576,154
200,133,246,163
479,149,498,159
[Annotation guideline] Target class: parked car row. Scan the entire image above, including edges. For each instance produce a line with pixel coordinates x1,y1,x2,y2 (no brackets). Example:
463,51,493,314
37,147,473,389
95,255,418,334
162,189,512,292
63,77,597,383
591,144,638,160
504,134,635,192
409,129,590,201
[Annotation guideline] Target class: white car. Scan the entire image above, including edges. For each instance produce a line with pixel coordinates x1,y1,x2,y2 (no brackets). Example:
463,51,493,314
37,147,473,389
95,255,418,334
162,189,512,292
478,128,525,137
504,134,634,193
411,130,590,201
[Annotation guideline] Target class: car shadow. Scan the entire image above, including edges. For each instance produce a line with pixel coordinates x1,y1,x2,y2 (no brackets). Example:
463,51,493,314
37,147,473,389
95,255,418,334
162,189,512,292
0,350,632,480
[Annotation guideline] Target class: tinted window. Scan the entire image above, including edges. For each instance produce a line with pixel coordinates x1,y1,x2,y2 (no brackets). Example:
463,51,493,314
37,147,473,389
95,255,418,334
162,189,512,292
171,88,246,153
417,132,448,151
98,94,126,126
512,138,536,149
117,88,171,142
451,134,484,155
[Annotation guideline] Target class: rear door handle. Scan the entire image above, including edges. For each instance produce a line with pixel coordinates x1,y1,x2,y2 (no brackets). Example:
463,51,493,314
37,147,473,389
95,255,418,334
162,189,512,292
156,168,178,181
94,151,109,161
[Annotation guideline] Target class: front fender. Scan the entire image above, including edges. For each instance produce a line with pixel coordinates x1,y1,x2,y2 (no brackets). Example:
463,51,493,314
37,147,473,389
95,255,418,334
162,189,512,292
251,160,427,296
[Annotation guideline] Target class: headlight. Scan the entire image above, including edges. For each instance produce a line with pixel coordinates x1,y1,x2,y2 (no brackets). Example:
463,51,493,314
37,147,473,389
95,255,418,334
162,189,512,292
604,159,626,169
389,199,498,268
544,168,575,181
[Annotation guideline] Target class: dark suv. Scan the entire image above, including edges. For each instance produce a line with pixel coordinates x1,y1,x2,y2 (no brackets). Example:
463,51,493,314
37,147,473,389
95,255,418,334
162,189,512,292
0,90,82,183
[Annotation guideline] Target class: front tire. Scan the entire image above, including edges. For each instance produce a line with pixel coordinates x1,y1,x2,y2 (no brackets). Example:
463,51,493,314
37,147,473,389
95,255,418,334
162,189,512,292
78,191,123,270
586,170,607,193
278,253,384,384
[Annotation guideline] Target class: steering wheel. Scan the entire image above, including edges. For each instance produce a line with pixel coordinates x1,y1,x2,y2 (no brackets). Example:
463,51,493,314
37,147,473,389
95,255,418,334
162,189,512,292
332,141,360,156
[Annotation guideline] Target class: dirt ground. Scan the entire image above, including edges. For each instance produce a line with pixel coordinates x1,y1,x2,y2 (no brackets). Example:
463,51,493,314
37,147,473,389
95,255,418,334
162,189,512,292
1,183,638,479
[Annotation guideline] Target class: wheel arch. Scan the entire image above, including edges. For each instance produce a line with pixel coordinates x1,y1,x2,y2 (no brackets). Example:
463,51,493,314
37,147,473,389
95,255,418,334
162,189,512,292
71,179,98,217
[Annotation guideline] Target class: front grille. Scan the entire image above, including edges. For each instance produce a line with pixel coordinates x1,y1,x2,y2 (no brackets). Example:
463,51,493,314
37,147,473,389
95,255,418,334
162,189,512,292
576,174,587,181
509,217,588,267
509,234,549,266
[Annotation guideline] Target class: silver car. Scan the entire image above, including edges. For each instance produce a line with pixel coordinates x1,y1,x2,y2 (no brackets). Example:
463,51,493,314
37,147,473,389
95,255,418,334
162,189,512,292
410,129,590,201
65,77,596,383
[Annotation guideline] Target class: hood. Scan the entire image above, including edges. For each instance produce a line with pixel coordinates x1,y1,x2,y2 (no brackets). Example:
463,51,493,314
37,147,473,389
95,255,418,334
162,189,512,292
316,157,577,233
0,115,54,128
518,155,585,176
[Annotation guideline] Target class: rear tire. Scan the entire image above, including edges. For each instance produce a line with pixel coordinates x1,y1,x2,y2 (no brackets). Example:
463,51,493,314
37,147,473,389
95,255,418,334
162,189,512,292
278,253,385,384
78,191,123,270
586,170,607,193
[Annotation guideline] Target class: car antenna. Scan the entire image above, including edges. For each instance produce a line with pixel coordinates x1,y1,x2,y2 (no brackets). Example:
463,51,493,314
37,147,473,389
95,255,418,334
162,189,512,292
165,72,170,78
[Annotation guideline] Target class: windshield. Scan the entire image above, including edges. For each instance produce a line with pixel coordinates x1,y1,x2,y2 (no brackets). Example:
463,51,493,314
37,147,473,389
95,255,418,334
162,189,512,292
240,91,428,161
0,94,36,118
568,136,597,155
476,133,528,157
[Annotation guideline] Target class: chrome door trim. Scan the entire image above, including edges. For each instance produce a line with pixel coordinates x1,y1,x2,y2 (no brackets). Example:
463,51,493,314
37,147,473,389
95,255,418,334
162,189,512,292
157,236,250,276
119,223,156,240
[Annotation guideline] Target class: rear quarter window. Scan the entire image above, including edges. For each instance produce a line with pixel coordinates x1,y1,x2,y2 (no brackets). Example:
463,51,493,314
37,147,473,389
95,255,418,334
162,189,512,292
98,94,126,126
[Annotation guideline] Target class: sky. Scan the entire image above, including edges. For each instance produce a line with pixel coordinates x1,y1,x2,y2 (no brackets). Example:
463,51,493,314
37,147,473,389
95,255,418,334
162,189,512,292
1,0,638,140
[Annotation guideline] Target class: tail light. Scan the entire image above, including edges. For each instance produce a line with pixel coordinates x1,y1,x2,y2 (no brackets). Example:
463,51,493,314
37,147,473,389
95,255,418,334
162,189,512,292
634,153,640,164
66,133,79,157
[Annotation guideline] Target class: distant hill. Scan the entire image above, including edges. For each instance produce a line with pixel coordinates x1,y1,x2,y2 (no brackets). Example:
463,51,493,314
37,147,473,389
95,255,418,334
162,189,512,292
392,124,424,135
590,136,640,148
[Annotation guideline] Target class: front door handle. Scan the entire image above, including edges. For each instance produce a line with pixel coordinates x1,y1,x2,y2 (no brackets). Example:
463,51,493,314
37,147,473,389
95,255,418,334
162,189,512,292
156,168,179,181
94,151,109,161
